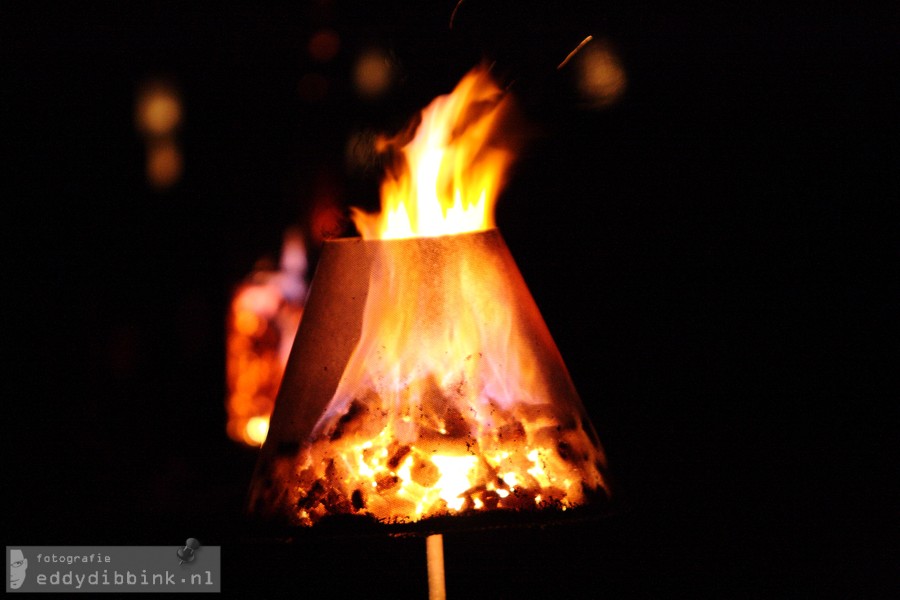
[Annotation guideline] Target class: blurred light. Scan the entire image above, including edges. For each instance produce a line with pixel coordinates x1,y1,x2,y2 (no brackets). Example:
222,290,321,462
353,48,392,99
135,80,182,137
308,28,341,62
146,138,182,189
245,416,270,446
577,41,627,108
298,73,329,103
136,77,184,189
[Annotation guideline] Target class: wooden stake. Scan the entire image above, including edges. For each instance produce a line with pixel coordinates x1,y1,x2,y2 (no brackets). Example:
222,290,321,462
426,534,446,600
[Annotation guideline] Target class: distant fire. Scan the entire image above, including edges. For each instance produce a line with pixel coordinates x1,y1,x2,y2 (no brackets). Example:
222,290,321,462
250,66,610,525
226,230,308,446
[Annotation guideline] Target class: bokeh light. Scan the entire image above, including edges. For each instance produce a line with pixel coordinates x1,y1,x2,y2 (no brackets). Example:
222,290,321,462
135,80,182,137
576,41,627,108
146,138,183,189
308,28,341,62
353,48,393,99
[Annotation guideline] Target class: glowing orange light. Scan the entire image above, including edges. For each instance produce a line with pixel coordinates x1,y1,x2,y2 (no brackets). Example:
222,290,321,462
135,81,182,137
353,48,393,99
577,41,627,107
253,66,609,525
226,231,308,447
146,139,182,189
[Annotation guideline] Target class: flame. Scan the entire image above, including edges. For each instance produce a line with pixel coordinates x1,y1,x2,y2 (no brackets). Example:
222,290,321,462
226,230,308,447
270,66,608,525
351,66,513,240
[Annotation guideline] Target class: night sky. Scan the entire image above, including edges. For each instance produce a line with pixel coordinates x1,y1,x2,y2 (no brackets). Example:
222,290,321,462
5,2,895,597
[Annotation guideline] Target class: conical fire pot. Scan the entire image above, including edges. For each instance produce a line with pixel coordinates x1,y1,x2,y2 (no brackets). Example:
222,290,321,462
248,229,610,527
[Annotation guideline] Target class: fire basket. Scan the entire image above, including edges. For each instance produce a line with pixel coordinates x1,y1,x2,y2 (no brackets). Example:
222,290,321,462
247,66,614,598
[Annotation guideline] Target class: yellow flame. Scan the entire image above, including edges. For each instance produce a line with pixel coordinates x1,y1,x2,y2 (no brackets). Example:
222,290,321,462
352,66,513,240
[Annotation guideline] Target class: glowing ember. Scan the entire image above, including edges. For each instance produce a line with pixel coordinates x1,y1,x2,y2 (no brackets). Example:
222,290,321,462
249,65,609,525
226,230,308,447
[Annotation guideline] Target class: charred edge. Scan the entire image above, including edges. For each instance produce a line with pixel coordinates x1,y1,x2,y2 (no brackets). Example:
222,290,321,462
277,498,617,536
291,503,616,537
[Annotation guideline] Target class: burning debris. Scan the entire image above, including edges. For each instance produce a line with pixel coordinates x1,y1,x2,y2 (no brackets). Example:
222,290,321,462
249,66,611,527
292,384,607,524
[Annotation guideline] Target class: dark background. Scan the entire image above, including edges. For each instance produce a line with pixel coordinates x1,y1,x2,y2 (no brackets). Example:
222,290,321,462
5,1,895,597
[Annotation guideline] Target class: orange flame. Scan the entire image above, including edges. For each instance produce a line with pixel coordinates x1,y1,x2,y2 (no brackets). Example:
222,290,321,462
351,66,513,240
264,66,608,525
226,231,308,446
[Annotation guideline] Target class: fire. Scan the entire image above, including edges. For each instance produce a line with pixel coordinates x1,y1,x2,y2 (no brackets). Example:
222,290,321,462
351,67,513,240
226,230,308,446
251,66,609,525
